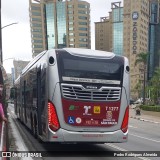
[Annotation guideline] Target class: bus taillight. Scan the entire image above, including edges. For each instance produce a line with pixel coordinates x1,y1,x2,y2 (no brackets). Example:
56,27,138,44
121,106,129,133
48,101,60,132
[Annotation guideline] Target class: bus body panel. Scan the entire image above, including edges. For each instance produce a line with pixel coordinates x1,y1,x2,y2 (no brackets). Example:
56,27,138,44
14,48,129,143
51,83,128,132
48,129,128,143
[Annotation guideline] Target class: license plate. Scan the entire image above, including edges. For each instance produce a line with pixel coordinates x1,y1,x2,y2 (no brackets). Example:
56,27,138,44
85,120,99,125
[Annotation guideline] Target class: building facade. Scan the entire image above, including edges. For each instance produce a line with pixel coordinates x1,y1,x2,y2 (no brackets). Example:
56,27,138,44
95,16,112,52
123,0,150,98
148,0,160,79
112,2,123,56
95,2,123,55
95,0,160,99
29,0,91,57
13,60,29,80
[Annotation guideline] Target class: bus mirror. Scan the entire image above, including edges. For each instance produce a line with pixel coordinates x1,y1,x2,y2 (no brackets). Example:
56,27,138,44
126,66,130,72
49,56,55,64
10,87,16,99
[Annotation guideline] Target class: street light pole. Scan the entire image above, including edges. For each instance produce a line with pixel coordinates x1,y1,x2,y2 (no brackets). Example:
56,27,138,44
0,22,18,65
1,22,18,29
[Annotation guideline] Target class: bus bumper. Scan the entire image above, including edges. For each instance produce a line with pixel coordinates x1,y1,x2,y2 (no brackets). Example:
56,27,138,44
48,129,128,143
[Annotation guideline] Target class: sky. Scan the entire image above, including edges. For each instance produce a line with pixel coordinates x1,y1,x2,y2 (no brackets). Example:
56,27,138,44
1,0,123,73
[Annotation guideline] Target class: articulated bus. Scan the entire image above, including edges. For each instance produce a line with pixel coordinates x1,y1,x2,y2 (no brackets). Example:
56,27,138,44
14,48,130,143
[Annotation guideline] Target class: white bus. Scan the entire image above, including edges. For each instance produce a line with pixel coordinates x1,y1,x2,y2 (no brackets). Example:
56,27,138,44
14,48,130,143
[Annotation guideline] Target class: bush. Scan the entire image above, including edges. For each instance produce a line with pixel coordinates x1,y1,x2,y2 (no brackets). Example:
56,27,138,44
140,105,160,112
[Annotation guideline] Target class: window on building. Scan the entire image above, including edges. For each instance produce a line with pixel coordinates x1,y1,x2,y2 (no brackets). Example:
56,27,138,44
70,38,74,42
68,5,73,8
69,32,74,36
31,6,40,10
69,27,74,31
79,33,87,36
69,21,74,25
69,44,74,47
79,22,87,25
79,38,87,42
79,27,87,31
79,44,88,47
32,12,41,16
78,4,88,9
79,16,87,20
78,10,87,14
68,10,73,14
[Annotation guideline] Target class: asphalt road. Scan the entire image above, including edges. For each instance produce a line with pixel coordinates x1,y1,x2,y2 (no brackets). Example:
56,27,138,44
7,104,160,160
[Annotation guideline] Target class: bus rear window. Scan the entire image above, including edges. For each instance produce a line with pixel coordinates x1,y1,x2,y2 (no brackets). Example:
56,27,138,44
57,51,124,84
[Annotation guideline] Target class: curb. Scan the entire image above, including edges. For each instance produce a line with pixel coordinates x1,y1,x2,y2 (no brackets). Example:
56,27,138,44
130,116,160,124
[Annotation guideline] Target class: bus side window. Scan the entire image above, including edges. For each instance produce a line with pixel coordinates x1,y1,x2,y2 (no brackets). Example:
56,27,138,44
10,87,16,99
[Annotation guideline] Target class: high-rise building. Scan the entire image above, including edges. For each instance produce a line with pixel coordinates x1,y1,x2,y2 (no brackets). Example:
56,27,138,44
112,2,123,56
29,0,91,57
95,0,160,98
148,0,160,80
13,60,29,80
123,0,150,98
95,2,123,55
95,16,112,52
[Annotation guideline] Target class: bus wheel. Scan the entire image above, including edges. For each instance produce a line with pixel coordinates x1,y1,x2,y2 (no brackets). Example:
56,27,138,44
33,117,38,139
31,115,34,134
18,108,21,120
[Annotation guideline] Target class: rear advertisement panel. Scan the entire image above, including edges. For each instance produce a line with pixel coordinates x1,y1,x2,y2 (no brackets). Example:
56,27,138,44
62,98,121,127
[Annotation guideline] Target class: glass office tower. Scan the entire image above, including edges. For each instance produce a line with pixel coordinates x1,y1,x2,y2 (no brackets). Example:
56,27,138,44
112,2,123,56
29,0,90,57
46,3,55,49
148,1,160,79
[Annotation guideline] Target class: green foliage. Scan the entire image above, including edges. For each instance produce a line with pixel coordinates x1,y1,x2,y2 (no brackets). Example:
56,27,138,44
140,105,160,112
135,52,149,105
134,80,142,98
148,67,160,105
135,52,149,66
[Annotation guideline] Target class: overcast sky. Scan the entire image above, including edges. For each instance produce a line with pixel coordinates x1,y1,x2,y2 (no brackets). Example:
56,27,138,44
2,0,122,73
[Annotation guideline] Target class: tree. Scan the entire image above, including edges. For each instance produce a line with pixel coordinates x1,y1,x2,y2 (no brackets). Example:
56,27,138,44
148,68,160,104
134,80,142,98
135,52,149,105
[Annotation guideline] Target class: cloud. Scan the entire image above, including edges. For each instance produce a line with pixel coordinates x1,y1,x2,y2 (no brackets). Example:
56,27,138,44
2,0,32,73
2,23,32,60
2,0,30,24
1,0,123,72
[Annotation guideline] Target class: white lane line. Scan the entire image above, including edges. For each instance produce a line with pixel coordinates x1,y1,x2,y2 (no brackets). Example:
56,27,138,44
130,133,160,143
129,125,137,129
106,143,151,160
106,143,127,151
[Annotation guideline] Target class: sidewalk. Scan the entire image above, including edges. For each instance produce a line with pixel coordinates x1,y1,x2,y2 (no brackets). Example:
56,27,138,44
129,105,160,124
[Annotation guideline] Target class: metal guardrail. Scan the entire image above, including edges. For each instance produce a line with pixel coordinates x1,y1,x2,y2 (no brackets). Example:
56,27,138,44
0,122,6,160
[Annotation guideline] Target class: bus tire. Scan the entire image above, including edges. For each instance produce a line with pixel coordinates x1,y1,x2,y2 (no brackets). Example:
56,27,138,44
31,115,34,134
33,116,38,139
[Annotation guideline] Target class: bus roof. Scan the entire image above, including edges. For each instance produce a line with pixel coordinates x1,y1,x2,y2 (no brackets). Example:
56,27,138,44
63,48,115,59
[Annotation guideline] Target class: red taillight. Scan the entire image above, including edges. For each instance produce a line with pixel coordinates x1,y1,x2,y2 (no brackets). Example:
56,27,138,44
121,106,129,133
48,101,60,132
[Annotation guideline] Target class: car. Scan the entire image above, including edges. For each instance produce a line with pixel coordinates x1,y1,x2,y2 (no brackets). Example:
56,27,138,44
135,98,151,104
130,99,135,105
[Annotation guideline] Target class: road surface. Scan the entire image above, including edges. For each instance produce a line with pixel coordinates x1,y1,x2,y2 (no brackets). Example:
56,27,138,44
7,103,160,160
